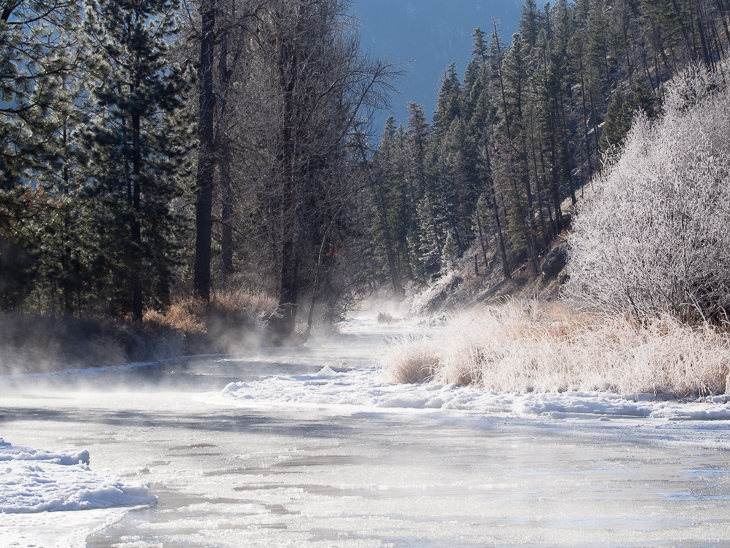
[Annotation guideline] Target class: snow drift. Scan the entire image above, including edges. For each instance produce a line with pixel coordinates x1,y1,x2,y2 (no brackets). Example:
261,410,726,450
0,438,156,514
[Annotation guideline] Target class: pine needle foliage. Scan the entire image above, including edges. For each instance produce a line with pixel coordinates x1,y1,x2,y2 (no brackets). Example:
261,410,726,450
78,0,192,319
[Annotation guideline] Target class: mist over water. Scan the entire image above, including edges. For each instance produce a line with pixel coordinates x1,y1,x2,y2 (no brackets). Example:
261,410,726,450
2,316,730,546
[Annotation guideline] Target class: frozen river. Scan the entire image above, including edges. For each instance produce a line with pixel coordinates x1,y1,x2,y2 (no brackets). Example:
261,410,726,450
1,318,730,546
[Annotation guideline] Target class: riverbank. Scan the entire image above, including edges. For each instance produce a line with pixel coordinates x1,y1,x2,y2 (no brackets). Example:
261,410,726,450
383,300,730,398
0,291,277,375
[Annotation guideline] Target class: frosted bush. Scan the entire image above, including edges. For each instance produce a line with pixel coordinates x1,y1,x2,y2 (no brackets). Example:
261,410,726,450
564,60,730,321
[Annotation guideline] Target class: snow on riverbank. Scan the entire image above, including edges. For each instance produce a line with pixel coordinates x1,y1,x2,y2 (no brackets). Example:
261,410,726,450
0,438,156,546
0,438,156,513
203,365,730,423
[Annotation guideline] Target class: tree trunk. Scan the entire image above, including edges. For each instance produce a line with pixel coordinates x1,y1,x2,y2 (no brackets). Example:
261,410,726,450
270,26,300,340
375,185,403,296
220,146,234,278
484,146,510,281
193,0,216,302
131,109,142,321
217,24,236,279
476,208,489,270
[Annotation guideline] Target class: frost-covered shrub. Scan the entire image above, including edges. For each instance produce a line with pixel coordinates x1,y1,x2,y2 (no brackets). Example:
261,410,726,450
564,62,730,321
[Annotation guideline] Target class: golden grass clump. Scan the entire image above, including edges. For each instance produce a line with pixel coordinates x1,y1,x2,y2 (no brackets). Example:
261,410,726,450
382,300,730,397
145,290,279,355
208,290,279,326
383,336,439,384
143,299,207,335
144,291,278,334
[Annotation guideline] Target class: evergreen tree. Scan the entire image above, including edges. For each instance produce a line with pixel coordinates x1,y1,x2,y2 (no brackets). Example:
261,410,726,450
407,101,431,157
471,26,489,61
433,63,461,135
32,100,90,315
501,32,540,272
441,231,459,271
630,75,658,118
80,0,191,319
414,193,445,278
370,116,404,295
599,90,634,153
519,0,542,50
0,0,79,189
0,0,81,311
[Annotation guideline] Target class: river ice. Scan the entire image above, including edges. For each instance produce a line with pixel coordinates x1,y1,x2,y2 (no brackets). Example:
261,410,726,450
1,316,729,546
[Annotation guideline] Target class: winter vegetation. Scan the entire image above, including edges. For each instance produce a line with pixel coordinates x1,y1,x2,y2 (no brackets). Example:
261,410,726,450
386,52,730,398
0,289,277,374
3,0,730,385
564,59,730,323
383,300,730,397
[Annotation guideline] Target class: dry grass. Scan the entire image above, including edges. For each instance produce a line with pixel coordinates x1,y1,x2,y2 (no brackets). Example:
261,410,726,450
1,290,279,374
145,290,279,355
383,300,730,397
385,336,439,384
144,301,207,335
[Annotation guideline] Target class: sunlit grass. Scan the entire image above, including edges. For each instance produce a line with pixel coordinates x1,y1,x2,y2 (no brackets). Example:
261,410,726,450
0,290,279,374
383,300,730,397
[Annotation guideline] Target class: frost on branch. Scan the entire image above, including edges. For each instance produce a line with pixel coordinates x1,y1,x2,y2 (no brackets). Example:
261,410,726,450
564,60,730,322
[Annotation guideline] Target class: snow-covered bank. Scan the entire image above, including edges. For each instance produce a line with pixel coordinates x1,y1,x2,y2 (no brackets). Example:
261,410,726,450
202,365,730,424
383,302,730,397
0,438,156,546
0,438,156,513
199,316,730,431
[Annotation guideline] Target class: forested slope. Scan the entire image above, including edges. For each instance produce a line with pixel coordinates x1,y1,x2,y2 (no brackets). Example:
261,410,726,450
364,0,730,303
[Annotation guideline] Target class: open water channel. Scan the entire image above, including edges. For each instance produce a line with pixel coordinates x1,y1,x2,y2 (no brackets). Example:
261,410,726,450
1,318,730,546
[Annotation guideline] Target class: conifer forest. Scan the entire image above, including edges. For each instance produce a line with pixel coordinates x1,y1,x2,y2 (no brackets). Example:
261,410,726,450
2,0,730,341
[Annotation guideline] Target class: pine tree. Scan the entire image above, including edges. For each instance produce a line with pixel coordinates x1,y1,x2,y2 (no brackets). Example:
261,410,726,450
80,0,191,319
519,0,542,50
471,26,489,61
407,101,430,156
629,75,657,118
370,116,404,295
0,0,81,311
599,90,634,153
33,78,90,316
501,32,540,272
414,193,445,278
0,0,79,189
441,231,459,271
433,63,461,135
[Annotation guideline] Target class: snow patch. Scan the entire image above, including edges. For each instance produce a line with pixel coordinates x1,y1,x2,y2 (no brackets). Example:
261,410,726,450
201,368,730,424
0,438,156,514
314,365,339,378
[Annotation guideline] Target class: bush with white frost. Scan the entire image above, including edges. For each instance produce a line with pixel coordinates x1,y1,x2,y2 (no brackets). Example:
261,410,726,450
564,61,730,321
